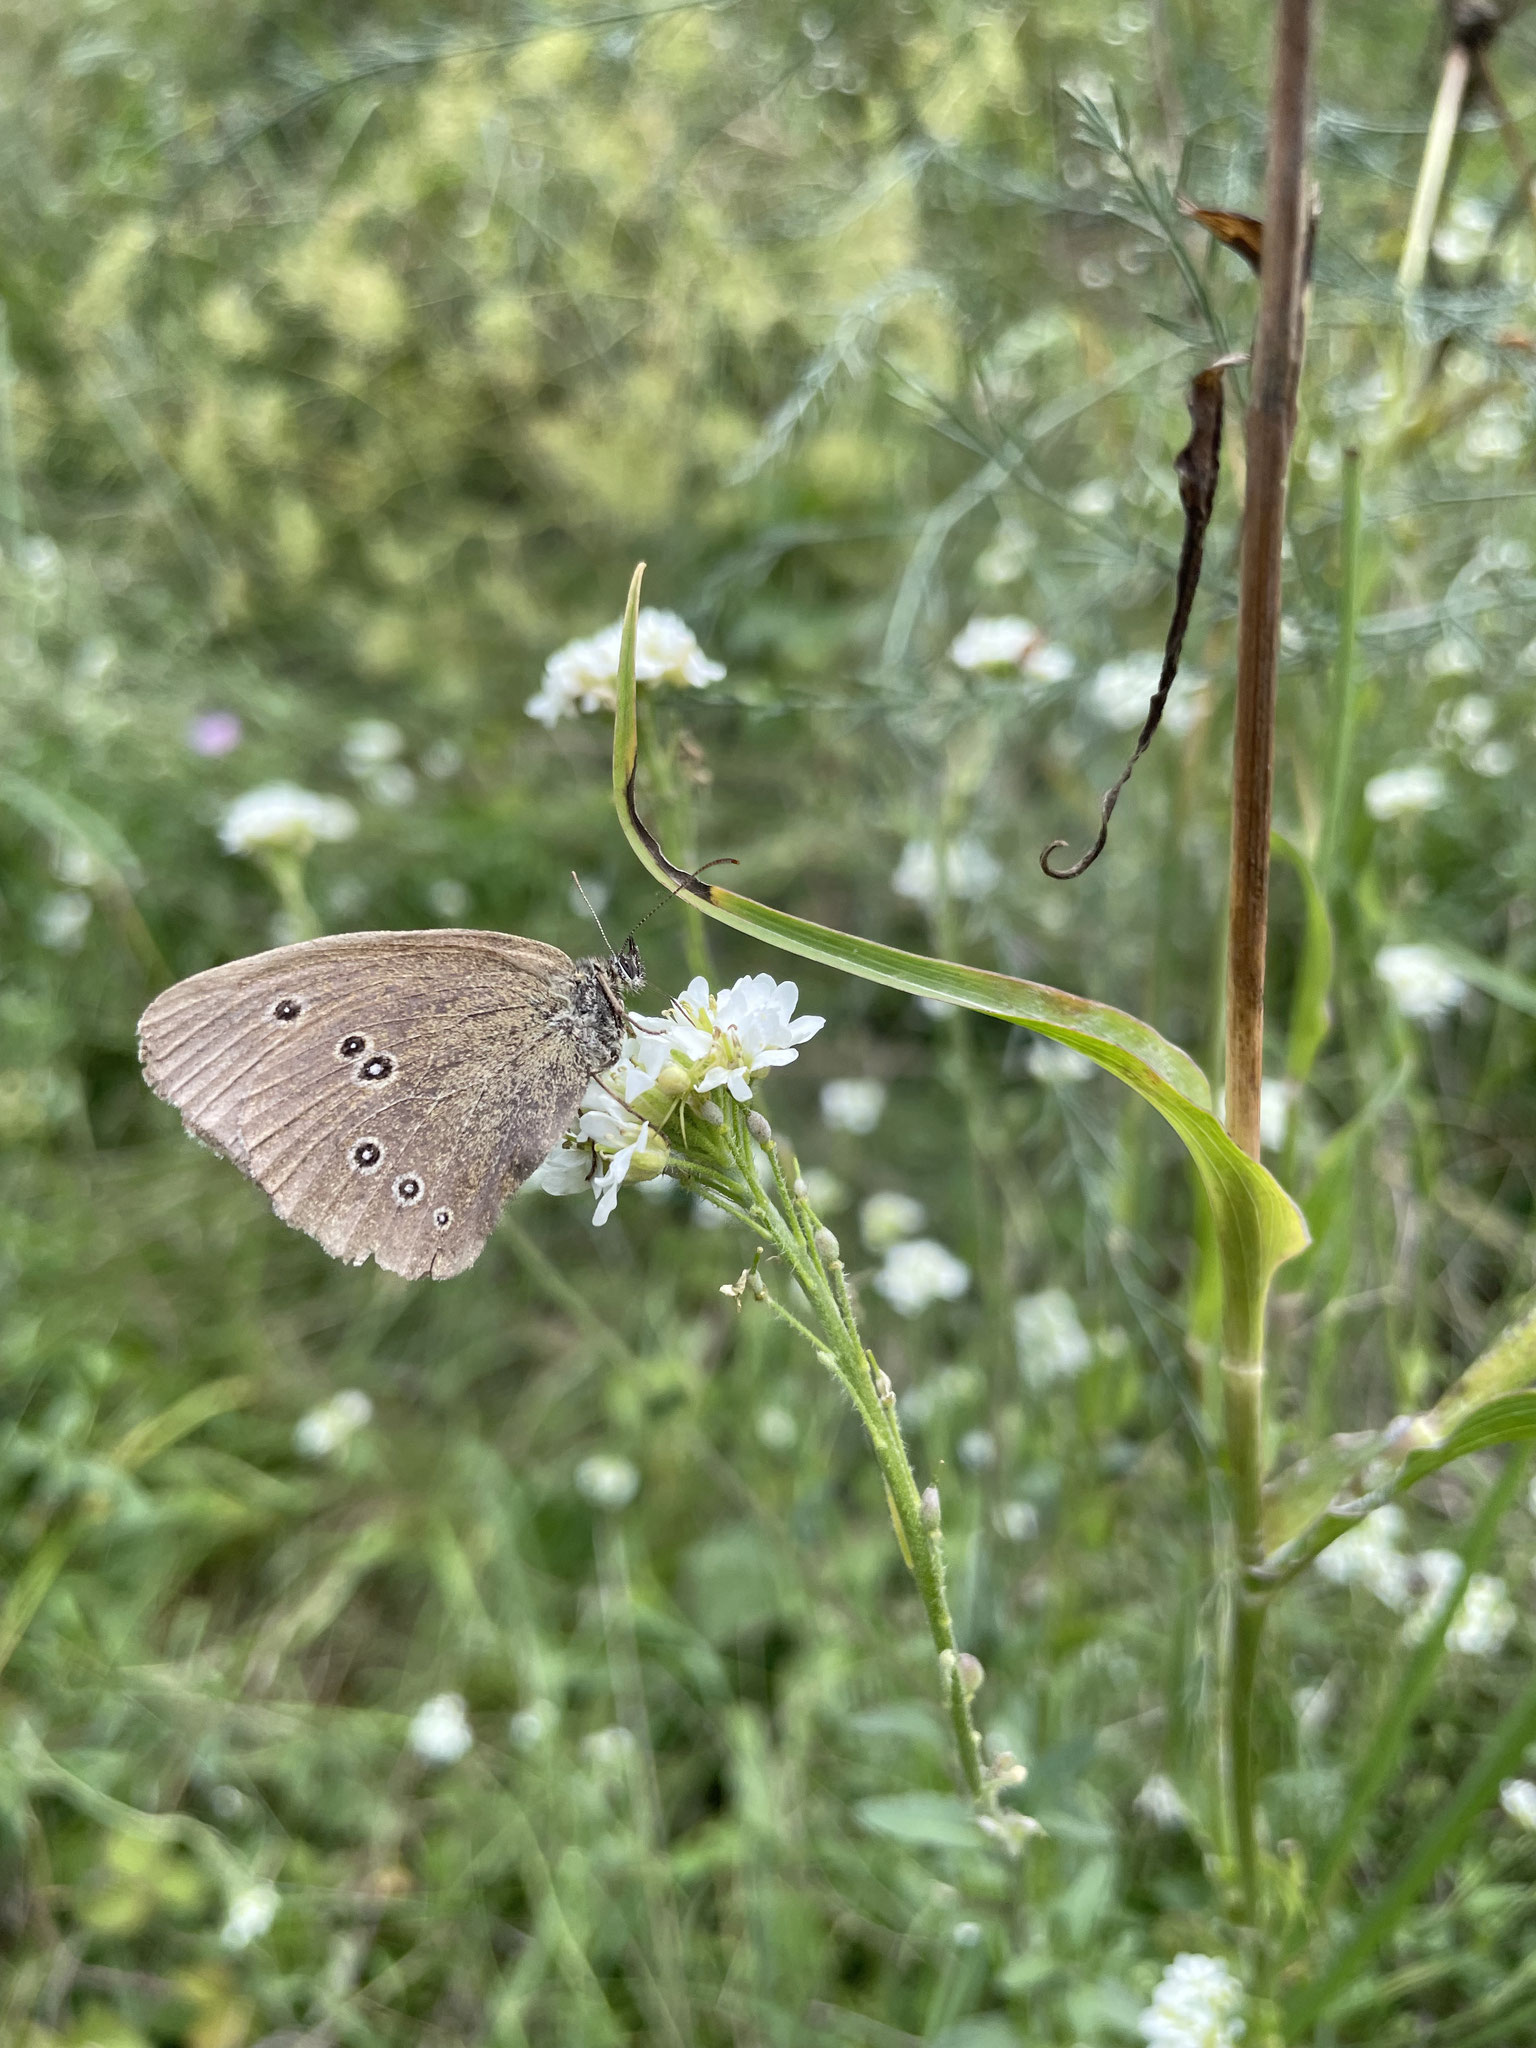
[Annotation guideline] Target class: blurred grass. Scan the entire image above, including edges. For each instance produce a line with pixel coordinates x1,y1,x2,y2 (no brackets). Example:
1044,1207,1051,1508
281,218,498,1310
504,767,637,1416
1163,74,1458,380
3,1,1536,2041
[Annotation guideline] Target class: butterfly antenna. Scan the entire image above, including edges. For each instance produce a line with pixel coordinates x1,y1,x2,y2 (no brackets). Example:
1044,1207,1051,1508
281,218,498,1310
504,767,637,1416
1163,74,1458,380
631,856,739,933
570,872,617,954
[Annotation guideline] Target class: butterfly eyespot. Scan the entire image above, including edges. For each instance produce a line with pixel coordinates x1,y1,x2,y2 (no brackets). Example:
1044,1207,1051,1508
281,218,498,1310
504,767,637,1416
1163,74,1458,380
433,1207,452,1229
356,1053,396,1084
350,1139,383,1173
337,1034,368,1059
272,998,302,1021
393,1174,424,1206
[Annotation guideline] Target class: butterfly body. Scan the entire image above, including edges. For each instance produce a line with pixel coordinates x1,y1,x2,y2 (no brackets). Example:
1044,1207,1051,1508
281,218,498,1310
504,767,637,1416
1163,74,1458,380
138,930,645,1280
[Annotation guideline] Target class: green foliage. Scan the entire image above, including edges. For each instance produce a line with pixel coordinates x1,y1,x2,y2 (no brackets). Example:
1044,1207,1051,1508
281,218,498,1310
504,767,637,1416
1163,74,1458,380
4,1,1536,2043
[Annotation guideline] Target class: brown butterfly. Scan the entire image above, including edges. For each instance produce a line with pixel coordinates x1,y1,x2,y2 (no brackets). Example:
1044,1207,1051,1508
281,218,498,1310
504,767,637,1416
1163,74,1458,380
138,930,645,1280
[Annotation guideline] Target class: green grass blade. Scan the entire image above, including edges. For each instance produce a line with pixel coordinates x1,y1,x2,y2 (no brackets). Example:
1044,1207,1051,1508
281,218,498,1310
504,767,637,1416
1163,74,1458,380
1311,1449,1530,1906
611,565,1309,1359
1274,831,1334,1086
1286,1641,1536,2035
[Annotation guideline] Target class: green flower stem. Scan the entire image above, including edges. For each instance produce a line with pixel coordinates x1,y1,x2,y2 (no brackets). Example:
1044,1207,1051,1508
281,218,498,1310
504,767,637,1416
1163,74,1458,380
681,1098,988,1806
256,847,319,938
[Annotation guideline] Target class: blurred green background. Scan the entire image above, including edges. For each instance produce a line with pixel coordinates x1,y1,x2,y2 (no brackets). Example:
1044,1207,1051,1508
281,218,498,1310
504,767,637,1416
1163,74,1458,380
4,1,1536,2041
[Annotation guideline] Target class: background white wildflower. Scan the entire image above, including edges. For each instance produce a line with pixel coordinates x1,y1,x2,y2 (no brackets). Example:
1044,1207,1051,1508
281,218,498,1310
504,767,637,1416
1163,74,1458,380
1363,762,1447,820
948,614,1073,679
1026,1039,1094,1084
820,1077,887,1134
1014,1288,1092,1387
1136,1952,1245,2048
1133,1773,1189,1830
1402,1548,1462,1642
1088,652,1207,735
36,892,92,951
1501,1778,1536,1830
1445,1573,1515,1656
891,836,1001,906
1374,944,1467,1024
755,1404,798,1451
575,1453,641,1510
1315,1505,1412,1611
219,1880,279,1951
220,782,357,858
957,1428,997,1471
873,1238,970,1316
993,1499,1040,1542
526,607,724,725
408,1692,473,1764
427,877,470,920
1470,738,1515,777
509,1701,557,1750
860,1190,927,1249
1215,1078,1295,1154
341,716,404,774
293,1388,374,1460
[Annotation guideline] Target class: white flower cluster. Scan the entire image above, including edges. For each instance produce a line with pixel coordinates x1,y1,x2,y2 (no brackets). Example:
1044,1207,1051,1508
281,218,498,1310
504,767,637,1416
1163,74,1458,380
293,1388,374,1460
1374,943,1467,1024
533,973,823,1224
861,1190,926,1250
1364,761,1447,821
1318,1506,1517,1655
820,1077,887,1134
947,614,1075,682
1501,1778,1536,1831
526,607,725,727
1214,1078,1295,1154
220,781,358,858
1316,1504,1411,1609
891,836,1001,908
220,1880,279,1951
1088,653,1208,737
1014,1288,1092,1387
1026,1038,1093,1085
1434,692,1514,779
1137,1953,1245,2048
409,1692,474,1764
1133,1773,1189,1831
575,1453,641,1509
873,1237,971,1316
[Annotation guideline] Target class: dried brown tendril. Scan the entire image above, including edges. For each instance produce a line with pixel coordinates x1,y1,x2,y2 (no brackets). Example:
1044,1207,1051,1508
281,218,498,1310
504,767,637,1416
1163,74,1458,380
1040,359,1235,882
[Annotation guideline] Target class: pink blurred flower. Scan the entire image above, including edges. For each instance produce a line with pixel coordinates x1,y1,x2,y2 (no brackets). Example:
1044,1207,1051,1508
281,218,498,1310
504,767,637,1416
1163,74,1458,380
187,710,244,757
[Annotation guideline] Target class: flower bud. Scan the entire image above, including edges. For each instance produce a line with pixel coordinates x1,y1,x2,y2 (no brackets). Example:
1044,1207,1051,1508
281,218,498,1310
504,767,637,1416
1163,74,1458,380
695,1098,725,1127
792,1176,808,1200
813,1226,840,1263
626,1140,672,1184
976,1810,1045,1855
630,1063,695,1123
921,1484,942,1532
747,1110,772,1145
955,1652,985,1700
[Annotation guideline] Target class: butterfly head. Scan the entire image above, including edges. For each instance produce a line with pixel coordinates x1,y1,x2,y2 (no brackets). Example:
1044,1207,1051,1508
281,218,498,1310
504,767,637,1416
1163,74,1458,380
608,935,645,995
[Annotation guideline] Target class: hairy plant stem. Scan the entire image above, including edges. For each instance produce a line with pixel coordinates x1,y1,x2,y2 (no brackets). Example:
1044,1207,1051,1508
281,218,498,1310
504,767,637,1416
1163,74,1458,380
687,1100,989,1805
1221,0,1314,1927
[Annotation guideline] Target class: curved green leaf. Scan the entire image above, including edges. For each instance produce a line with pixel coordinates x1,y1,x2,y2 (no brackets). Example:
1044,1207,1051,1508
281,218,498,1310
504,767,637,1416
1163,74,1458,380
610,565,1309,1359
1263,1305,1536,1566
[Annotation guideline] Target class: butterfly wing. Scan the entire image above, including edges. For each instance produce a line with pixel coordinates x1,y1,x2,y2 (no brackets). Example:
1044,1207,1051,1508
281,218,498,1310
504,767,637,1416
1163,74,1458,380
138,930,597,1280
